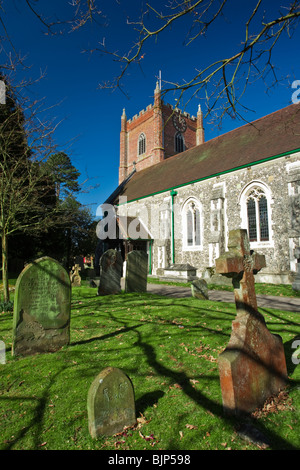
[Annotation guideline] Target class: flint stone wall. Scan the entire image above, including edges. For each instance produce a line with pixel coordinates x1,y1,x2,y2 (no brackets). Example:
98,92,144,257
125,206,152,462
118,152,300,284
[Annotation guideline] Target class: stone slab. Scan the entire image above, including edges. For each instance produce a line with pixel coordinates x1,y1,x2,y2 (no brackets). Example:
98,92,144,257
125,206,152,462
125,251,148,293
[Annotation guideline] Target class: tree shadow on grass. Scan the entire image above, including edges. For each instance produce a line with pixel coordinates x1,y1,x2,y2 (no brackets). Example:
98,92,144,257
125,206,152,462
133,329,299,450
135,390,165,416
70,323,142,347
1,366,68,450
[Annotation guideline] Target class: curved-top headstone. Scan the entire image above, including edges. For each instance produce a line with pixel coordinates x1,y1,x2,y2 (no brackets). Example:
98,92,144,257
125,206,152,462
87,367,136,438
12,256,71,357
97,249,123,296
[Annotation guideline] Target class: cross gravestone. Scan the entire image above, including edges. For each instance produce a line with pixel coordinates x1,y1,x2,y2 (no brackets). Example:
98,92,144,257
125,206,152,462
215,229,287,414
125,251,148,293
70,264,81,287
12,257,71,357
87,367,136,438
97,249,123,296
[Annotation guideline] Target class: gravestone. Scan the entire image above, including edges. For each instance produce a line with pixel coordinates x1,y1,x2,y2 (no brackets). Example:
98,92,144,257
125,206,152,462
292,247,300,291
87,367,136,438
0,340,5,364
215,229,287,414
125,251,148,293
97,249,123,296
191,279,209,300
12,257,71,357
70,264,81,287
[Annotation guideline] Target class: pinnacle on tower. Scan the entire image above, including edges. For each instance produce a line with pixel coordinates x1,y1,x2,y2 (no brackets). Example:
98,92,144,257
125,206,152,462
196,103,204,145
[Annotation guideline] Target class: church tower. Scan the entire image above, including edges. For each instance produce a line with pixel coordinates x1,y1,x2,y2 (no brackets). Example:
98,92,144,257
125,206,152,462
119,82,205,184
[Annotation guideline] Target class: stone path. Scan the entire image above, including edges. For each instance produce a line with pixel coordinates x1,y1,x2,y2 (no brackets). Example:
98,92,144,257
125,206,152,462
145,282,300,312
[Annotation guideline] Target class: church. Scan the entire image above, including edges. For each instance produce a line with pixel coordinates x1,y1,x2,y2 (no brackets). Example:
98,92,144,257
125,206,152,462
101,82,300,285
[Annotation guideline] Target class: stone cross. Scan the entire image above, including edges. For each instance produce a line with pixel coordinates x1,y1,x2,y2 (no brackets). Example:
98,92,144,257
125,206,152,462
215,229,287,415
215,228,266,317
70,264,81,287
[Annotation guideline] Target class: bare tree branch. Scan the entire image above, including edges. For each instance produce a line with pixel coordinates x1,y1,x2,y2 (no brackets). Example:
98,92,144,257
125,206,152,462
97,0,300,123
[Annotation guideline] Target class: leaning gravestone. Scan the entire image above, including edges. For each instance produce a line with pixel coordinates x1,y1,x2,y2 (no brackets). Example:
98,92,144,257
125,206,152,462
191,279,209,300
215,229,287,414
12,257,71,357
125,251,148,293
97,249,123,296
87,367,136,438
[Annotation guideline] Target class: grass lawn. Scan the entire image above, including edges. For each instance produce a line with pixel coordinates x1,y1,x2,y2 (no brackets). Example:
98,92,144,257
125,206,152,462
0,284,299,450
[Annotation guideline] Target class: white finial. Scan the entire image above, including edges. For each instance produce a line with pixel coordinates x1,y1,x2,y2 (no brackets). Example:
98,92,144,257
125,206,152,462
198,104,202,114
122,108,126,118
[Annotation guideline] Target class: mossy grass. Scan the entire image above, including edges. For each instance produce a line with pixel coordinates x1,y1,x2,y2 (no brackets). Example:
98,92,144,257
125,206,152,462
0,285,299,450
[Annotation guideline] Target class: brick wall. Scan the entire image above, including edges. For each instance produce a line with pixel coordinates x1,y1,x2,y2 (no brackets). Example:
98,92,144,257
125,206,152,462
118,85,201,183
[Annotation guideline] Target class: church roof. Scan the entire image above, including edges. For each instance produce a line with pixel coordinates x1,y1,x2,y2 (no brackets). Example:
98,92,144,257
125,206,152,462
113,103,300,203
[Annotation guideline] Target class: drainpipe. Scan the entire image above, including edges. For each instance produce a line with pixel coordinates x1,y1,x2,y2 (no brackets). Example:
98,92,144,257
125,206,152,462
170,189,177,265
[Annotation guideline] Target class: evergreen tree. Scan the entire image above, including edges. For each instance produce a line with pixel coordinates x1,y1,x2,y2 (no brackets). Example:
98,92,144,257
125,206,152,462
45,152,81,200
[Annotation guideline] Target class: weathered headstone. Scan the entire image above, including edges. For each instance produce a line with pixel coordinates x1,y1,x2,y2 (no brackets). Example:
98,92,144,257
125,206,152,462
191,279,209,300
70,264,81,287
97,249,123,296
292,247,300,291
215,229,287,414
87,367,136,438
125,251,148,293
0,340,5,364
12,257,71,357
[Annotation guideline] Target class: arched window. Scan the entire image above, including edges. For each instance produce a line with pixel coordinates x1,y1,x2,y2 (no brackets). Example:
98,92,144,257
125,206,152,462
183,199,202,249
175,132,185,153
138,133,146,156
240,183,271,244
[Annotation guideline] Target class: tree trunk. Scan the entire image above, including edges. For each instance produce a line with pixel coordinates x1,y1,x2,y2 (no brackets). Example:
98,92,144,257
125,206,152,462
1,232,9,302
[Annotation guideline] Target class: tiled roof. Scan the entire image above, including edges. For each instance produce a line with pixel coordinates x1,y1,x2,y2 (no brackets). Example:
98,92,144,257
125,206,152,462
113,103,300,203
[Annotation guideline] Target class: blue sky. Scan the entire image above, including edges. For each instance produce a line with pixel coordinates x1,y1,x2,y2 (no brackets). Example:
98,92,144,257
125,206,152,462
2,0,300,217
